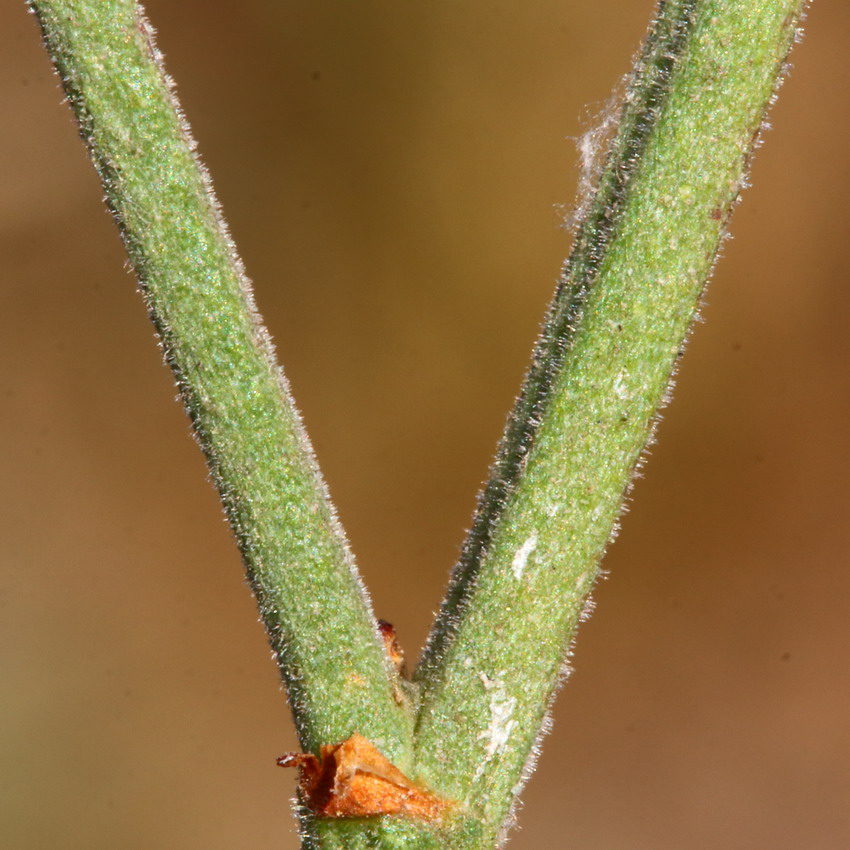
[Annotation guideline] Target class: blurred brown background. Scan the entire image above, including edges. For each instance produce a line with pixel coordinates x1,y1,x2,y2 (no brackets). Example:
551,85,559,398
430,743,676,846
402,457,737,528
3,1,848,847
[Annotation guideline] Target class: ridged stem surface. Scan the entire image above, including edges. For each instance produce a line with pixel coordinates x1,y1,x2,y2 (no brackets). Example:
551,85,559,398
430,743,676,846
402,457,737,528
413,0,807,844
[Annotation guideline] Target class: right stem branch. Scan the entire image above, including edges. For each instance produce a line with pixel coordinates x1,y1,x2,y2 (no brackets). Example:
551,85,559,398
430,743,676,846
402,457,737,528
413,0,807,844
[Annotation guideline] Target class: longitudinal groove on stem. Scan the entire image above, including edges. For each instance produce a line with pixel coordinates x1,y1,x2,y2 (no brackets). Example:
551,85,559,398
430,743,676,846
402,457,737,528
412,0,807,845
415,0,698,690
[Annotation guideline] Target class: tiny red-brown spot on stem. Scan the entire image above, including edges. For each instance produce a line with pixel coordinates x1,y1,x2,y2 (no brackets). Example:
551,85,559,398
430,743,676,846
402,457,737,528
377,619,405,676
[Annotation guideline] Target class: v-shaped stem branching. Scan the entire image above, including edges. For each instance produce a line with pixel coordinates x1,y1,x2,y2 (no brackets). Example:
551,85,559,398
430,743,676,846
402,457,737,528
29,0,808,848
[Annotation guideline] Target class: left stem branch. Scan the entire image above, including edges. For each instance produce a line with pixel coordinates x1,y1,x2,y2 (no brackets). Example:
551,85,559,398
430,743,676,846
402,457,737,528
28,0,412,765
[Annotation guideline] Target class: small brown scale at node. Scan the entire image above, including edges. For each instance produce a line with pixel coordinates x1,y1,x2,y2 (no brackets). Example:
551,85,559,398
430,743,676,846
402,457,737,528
378,619,405,676
378,619,415,707
278,733,452,820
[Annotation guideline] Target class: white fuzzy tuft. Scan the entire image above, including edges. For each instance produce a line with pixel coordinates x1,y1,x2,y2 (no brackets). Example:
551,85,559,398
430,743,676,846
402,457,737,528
475,673,518,781
511,532,538,580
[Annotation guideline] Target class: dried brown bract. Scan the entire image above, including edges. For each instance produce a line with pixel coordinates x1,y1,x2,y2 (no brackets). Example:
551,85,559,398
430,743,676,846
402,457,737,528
278,734,452,820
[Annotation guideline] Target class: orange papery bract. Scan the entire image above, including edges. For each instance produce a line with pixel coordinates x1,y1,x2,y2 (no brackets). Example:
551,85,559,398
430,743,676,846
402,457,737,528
278,734,452,821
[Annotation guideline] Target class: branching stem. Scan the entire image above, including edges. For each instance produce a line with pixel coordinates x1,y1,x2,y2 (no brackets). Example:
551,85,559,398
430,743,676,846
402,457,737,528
28,0,808,847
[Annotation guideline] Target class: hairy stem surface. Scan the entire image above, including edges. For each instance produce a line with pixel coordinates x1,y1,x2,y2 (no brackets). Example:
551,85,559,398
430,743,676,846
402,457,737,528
413,0,806,844
28,0,413,765
28,0,809,847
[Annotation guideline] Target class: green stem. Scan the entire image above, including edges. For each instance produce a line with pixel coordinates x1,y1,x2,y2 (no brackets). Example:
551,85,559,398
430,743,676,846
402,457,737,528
413,0,807,844
28,0,413,766
29,0,809,847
